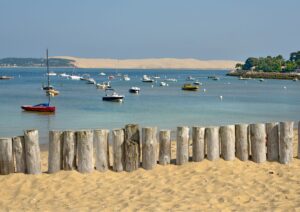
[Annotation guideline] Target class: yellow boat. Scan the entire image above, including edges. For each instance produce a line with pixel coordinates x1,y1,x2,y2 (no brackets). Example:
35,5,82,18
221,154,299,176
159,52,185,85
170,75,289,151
46,89,60,96
182,83,199,91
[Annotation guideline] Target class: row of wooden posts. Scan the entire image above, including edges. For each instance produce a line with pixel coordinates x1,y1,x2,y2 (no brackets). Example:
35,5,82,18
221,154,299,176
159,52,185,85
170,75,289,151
0,121,299,175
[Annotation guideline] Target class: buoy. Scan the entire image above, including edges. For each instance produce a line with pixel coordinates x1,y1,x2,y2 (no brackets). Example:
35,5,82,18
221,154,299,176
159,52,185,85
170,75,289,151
283,86,287,89
219,95,223,100
203,88,206,92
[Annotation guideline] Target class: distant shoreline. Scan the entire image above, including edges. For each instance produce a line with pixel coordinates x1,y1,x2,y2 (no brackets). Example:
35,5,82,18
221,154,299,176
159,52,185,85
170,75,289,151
227,70,300,80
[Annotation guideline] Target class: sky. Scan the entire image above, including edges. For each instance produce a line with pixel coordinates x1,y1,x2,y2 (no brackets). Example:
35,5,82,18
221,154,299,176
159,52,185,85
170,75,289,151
0,0,299,60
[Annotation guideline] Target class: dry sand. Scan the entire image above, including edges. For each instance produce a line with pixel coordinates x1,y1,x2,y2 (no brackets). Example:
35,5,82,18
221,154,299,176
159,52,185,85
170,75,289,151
53,56,241,70
0,131,299,211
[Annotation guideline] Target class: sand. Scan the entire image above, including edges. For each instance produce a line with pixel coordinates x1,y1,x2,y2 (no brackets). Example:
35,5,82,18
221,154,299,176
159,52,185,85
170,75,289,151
53,56,241,70
0,131,299,211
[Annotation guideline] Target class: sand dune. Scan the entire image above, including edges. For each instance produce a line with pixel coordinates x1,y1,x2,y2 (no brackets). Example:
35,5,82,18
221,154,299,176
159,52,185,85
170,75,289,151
0,131,299,211
53,56,240,70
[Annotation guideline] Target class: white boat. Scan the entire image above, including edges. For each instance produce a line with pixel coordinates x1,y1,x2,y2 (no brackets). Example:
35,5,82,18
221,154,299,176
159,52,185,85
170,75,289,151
160,81,168,86
129,87,140,94
86,78,96,84
123,75,130,81
59,73,69,77
102,89,124,102
47,72,57,76
166,78,177,82
153,76,160,79
259,78,265,82
68,75,81,80
96,81,111,89
99,72,106,76
142,75,154,82
186,76,195,81
193,81,202,86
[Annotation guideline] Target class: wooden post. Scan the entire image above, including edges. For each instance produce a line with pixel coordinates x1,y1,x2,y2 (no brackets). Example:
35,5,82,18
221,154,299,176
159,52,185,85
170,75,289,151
298,121,300,159
48,130,63,173
205,127,220,161
24,129,41,174
176,126,189,165
63,130,77,170
266,122,279,161
220,125,235,161
159,130,171,165
94,129,109,172
124,124,140,172
279,121,294,164
0,138,14,175
250,124,266,163
112,129,125,172
192,127,205,162
77,130,94,173
235,124,249,161
142,127,157,170
12,136,26,173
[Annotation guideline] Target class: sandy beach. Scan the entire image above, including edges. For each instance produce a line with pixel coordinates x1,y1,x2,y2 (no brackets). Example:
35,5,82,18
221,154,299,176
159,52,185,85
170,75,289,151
0,130,299,211
53,56,241,70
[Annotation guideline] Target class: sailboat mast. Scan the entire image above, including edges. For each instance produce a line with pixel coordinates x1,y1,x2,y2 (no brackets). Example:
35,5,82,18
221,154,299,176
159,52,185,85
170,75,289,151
46,49,50,104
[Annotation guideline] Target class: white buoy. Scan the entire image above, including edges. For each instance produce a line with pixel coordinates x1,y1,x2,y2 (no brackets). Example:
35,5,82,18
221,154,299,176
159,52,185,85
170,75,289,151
203,88,206,92
283,86,287,89
220,95,223,100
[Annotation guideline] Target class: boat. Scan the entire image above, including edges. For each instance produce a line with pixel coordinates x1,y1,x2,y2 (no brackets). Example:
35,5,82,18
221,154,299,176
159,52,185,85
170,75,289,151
153,76,160,79
160,81,168,86
46,89,59,96
59,73,69,77
46,72,57,76
186,76,195,81
193,81,202,85
293,78,298,81
129,87,140,94
123,75,130,81
21,49,56,112
212,76,220,81
165,78,177,82
108,75,115,80
99,72,106,76
142,75,154,83
80,74,90,81
96,81,111,89
86,78,96,84
68,75,81,80
259,78,265,82
182,83,199,91
42,85,54,91
0,76,14,80
102,89,124,102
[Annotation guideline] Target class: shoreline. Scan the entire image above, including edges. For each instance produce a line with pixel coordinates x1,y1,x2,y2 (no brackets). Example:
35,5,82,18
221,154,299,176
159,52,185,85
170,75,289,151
227,70,300,80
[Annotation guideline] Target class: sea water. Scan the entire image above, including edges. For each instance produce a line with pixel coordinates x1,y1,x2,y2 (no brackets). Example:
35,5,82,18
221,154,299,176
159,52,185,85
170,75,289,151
0,68,300,143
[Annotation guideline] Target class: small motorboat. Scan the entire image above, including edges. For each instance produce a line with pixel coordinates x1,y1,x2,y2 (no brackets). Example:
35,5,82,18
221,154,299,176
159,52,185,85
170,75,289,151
21,103,55,112
129,87,140,94
0,76,14,80
46,89,60,96
86,78,96,84
96,81,111,89
182,83,199,91
99,72,106,76
193,81,202,85
59,73,69,77
42,85,54,90
212,76,220,81
123,75,130,81
102,89,124,102
142,75,154,83
186,76,195,81
259,78,265,82
160,82,168,86
68,75,81,80
293,78,298,81
46,72,57,76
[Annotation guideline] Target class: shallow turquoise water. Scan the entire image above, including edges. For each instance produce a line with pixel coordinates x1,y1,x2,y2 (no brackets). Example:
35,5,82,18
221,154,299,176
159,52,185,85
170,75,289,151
0,68,300,143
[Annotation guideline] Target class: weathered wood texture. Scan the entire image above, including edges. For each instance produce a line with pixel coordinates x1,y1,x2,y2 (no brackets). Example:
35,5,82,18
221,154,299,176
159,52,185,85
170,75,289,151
77,130,94,173
279,121,294,164
12,136,26,173
235,124,249,161
94,129,110,172
48,130,63,173
159,130,171,165
192,127,205,162
142,127,157,170
124,124,140,172
112,129,125,172
63,131,77,170
266,122,279,161
220,125,235,161
205,127,220,161
24,129,41,174
176,126,189,165
250,124,266,163
0,138,14,175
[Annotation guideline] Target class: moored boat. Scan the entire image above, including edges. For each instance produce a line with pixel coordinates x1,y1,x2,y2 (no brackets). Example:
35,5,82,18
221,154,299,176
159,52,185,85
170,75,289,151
160,81,168,86
21,103,55,112
102,89,124,102
129,87,140,94
0,76,14,80
142,75,154,82
96,81,111,89
182,83,199,91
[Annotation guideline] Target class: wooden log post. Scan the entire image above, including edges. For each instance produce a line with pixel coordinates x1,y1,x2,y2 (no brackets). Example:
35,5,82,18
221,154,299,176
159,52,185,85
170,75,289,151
159,130,171,165
205,127,220,161
192,127,205,162
250,124,266,163
48,130,63,173
24,129,41,174
12,136,26,173
142,127,157,170
63,130,77,170
124,124,140,172
176,126,189,165
94,129,109,172
279,121,294,164
235,124,249,161
0,138,14,175
77,130,94,173
298,121,300,159
220,125,235,161
266,122,279,161
112,129,125,172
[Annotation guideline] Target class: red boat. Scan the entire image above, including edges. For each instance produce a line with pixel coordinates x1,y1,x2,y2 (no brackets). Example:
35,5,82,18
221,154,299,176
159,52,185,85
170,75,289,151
21,103,56,112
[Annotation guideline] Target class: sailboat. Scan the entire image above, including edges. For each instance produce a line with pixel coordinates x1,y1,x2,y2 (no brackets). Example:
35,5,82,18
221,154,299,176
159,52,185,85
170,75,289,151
21,49,56,112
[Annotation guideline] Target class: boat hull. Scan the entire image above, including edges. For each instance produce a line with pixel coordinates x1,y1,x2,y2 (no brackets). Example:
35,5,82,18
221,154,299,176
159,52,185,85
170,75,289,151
21,105,56,112
102,97,124,102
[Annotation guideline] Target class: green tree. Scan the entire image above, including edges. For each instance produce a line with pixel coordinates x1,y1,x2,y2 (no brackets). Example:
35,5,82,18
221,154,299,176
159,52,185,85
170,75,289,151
284,61,297,72
243,57,258,70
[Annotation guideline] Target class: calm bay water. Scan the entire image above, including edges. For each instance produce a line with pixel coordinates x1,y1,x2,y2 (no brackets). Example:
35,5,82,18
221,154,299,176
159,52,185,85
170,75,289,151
0,68,300,143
